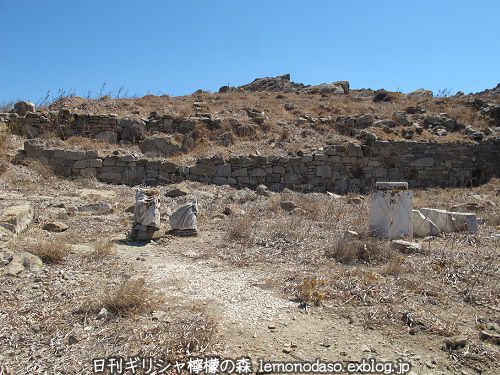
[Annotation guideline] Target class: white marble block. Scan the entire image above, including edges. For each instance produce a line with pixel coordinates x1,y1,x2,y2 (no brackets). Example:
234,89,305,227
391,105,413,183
369,182,413,239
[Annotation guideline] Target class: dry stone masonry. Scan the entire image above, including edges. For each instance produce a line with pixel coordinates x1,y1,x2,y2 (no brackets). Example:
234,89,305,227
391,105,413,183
23,137,499,193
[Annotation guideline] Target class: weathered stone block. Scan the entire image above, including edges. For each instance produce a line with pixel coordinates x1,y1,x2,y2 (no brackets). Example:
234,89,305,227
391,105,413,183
232,168,248,177
217,164,232,177
414,157,435,167
317,165,332,178
250,168,267,177
88,159,103,168
72,160,87,169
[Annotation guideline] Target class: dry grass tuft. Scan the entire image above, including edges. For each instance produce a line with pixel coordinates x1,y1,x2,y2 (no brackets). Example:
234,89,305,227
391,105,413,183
294,277,328,306
226,210,260,245
325,238,390,264
98,278,159,316
171,316,218,355
32,239,71,263
87,239,115,261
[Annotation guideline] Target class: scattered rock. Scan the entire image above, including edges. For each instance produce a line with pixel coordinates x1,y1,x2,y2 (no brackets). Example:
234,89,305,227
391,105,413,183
373,89,398,102
407,88,433,99
68,335,78,345
96,307,108,320
43,222,69,232
279,201,299,212
165,185,191,198
2,252,43,276
479,330,500,345
347,196,364,204
402,128,414,139
256,184,270,196
0,204,34,235
343,230,359,239
392,240,421,254
442,337,468,351
358,130,378,144
356,114,374,128
424,114,457,132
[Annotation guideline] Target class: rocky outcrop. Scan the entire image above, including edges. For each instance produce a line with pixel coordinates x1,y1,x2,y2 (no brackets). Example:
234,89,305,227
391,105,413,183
219,74,349,94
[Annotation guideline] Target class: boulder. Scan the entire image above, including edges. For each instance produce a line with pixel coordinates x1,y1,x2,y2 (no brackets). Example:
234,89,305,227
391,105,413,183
279,201,299,212
2,251,43,276
0,204,34,235
256,184,270,196
356,114,374,128
373,90,398,102
14,101,36,115
140,136,183,157
178,119,196,133
165,185,191,198
43,222,69,232
407,89,433,99
490,106,500,127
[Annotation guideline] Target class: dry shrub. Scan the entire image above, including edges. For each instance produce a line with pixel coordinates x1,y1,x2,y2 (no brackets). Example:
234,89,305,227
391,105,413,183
325,238,389,264
226,210,259,245
294,277,328,306
32,239,71,263
382,256,405,276
362,305,398,329
64,136,107,149
170,316,217,355
266,215,312,245
98,278,159,316
21,159,54,177
87,239,115,261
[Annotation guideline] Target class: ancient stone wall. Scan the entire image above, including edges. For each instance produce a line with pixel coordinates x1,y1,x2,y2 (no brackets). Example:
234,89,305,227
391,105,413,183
6,111,196,142
23,138,499,193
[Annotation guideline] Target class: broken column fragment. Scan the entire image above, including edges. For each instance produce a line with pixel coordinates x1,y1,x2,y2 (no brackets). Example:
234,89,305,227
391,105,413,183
368,182,413,239
418,208,477,234
131,189,162,240
169,198,198,237
412,209,441,237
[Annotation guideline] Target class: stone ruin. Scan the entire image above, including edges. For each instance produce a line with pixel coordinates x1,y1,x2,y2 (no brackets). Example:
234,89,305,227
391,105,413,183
369,182,479,239
131,189,162,241
131,188,198,241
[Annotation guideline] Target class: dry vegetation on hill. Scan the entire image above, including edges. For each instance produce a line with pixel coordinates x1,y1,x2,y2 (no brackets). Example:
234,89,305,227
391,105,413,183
19,76,497,161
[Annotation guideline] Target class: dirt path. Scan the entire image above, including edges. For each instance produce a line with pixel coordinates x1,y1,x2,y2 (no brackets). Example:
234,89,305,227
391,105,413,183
115,233,458,374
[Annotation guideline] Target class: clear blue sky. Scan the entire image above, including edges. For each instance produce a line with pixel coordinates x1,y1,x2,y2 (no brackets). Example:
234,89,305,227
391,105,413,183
1,0,499,103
